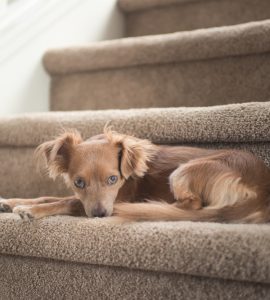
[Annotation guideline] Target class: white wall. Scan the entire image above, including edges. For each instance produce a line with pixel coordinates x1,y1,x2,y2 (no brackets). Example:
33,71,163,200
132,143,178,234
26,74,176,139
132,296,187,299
0,0,124,116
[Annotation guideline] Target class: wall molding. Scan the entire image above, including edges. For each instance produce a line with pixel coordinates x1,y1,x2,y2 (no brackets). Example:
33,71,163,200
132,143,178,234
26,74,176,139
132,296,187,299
0,0,84,64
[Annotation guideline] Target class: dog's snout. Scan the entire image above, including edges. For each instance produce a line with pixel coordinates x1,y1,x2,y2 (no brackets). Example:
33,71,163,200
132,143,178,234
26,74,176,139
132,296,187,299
92,206,107,218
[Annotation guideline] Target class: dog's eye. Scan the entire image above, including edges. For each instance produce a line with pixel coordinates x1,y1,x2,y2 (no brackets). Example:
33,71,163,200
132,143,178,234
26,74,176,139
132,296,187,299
74,178,86,189
107,175,118,185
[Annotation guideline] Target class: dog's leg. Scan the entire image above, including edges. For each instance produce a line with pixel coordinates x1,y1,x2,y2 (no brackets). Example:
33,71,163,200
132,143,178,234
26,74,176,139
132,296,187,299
0,196,75,213
170,159,245,210
170,159,234,210
169,162,204,210
13,198,85,220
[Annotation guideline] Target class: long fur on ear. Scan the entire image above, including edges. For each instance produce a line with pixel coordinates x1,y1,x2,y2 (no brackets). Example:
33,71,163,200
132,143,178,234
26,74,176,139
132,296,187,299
35,129,83,179
104,127,157,179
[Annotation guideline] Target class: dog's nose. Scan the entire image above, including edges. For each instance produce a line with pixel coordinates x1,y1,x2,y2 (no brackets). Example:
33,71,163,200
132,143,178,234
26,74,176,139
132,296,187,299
92,206,107,218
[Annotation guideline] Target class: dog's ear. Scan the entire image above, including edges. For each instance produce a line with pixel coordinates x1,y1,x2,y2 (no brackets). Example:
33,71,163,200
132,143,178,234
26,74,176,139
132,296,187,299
105,129,156,179
119,137,155,179
35,130,82,179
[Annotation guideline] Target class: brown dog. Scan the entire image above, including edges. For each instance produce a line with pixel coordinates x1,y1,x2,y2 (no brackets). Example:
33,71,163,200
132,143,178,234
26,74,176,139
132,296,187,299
1,128,270,223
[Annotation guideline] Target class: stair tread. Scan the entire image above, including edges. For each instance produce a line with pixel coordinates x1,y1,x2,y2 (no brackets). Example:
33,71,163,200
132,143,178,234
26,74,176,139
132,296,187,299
1,214,270,284
1,102,269,147
43,20,270,75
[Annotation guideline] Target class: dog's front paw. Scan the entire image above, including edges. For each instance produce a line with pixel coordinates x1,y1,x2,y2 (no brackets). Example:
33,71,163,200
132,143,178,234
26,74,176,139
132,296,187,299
0,199,12,213
13,206,34,221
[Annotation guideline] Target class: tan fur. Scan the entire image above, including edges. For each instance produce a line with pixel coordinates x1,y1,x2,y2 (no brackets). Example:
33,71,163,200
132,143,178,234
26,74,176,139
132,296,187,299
1,129,270,223
35,129,83,179
105,128,157,178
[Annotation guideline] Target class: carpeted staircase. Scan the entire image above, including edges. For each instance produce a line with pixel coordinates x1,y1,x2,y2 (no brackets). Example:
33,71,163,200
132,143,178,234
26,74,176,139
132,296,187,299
118,0,270,36
0,0,270,299
1,102,270,299
44,0,270,111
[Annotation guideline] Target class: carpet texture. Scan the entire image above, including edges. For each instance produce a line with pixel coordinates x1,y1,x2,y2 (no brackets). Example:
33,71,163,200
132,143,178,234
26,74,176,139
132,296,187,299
0,214,270,284
43,20,270,110
1,102,270,198
2,0,270,297
1,255,269,300
43,20,270,75
1,103,270,298
0,102,269,147
118,0,270,36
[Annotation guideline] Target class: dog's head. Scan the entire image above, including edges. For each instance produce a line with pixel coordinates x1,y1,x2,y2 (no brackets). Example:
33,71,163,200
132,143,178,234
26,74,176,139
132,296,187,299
36,128,155,218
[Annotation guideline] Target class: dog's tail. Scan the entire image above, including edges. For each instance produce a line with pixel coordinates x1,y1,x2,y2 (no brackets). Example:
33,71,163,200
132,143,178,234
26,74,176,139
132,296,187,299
113,200,269,223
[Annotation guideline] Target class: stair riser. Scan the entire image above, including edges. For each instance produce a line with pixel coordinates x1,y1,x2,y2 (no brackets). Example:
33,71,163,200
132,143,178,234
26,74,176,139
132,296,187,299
124,0,270,36
0,147,69,198
1,142,269,198
50,53,270,110
1,255,269,300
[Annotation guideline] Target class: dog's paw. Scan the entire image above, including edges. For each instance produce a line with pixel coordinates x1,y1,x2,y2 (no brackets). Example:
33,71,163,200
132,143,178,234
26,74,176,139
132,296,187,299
0,199,12,213
13,206,34,221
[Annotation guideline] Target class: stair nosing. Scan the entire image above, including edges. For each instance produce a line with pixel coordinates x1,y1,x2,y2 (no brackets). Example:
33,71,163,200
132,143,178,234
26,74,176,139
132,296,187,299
43,20,270,76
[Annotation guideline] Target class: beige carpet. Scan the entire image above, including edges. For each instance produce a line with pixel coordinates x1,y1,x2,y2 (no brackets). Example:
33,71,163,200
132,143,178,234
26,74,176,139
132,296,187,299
118,0,270,36
0,213,269,299
43,20,270,111
1,104,270,298
1,0,270,297
1,103,270,285
0,214,270,284
1,102,270,198
1,254,268,299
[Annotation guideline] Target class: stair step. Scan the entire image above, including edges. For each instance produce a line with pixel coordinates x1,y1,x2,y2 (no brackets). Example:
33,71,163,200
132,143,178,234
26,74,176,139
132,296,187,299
1,102,270,197
118,0,270,36
43,20,270,111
